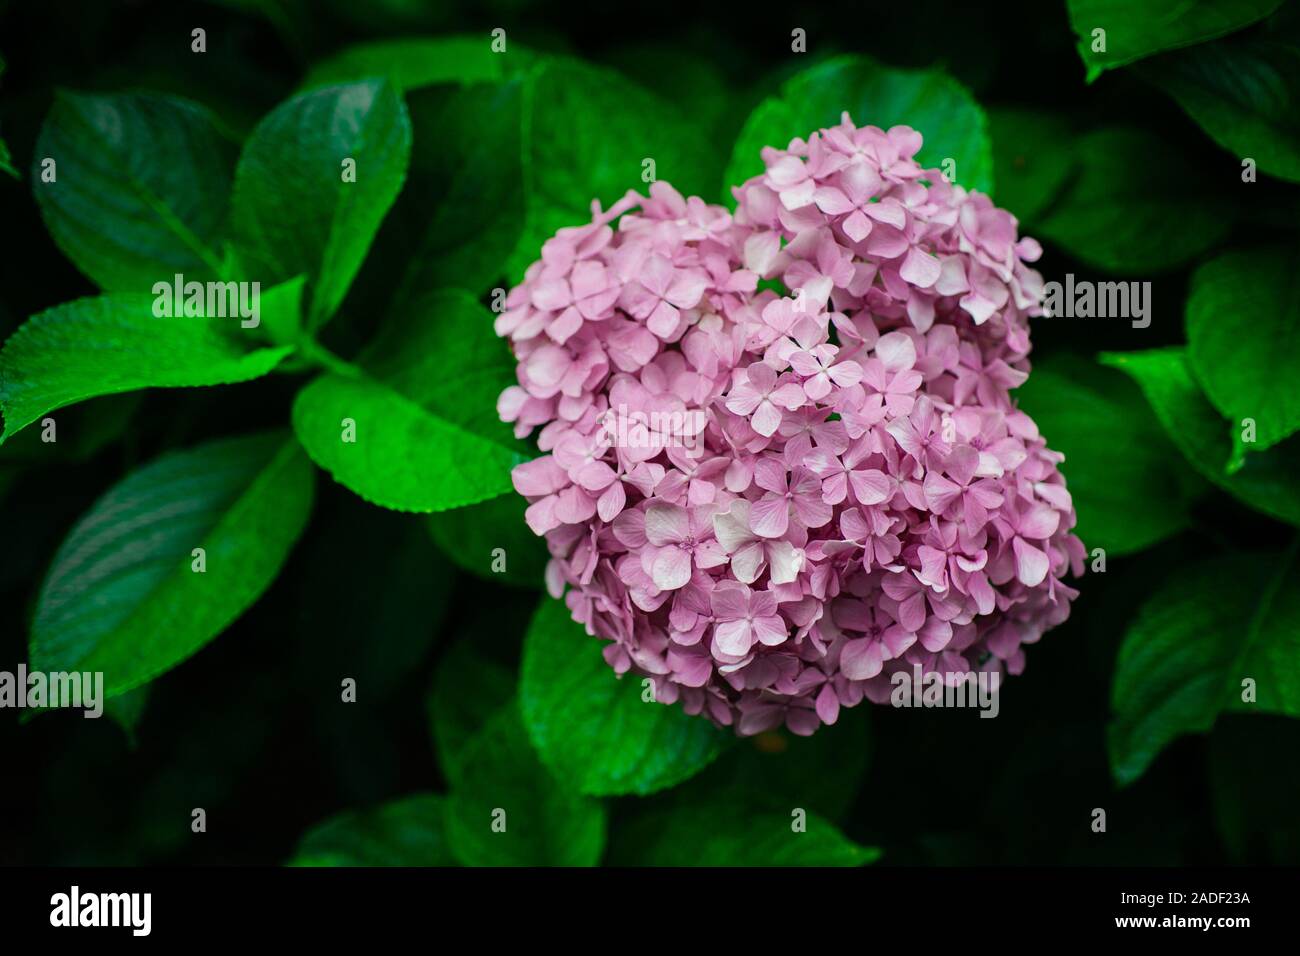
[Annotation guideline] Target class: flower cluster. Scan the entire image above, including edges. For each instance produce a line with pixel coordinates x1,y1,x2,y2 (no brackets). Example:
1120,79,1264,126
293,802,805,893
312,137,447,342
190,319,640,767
497,114,1084,736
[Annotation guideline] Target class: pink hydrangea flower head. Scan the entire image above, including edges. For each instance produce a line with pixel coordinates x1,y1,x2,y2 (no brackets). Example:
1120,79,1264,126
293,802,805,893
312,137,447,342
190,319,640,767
497,122,1083,737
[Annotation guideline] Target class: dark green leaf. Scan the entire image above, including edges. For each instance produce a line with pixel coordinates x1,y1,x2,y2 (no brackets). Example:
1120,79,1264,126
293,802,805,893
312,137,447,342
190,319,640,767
32,91,234,291
0,393,141,464
29,432,314,697
296,507,451,701
391,80,525,298
724,55,993,199
1143,16,1300,182
300,35,529,92
427,637,516,786
231,80,412,327
609,801,878,866
507,56,715,280
103,685,150,747
0,283,300,444
989,108,1077,222
445,702,607,866
1066,0,1284,81
1210,716,1300,863
1035,127,1231,273
678,709,872,822
1108,550,1300,786
1185,248,1300,461
520,596,726,797
1014,353,1203,555
1102,347,1300,527
288,794,455,866
426,492,548,588
0,56,14,179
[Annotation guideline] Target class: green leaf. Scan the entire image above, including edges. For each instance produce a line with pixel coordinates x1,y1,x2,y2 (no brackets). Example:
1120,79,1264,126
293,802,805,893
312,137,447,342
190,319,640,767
724,55,993,199
32,91,234,291
1035,127,1231,273
1185,248,1300,461
445,702,607,866
609,801,879,866
988,108,1077,222
288,794,455,866
104,685,150,747
0,137,15,179
427,637,516,786
1143,14,1300,182
507,56,715,280
292,374,520,512
1210,716,1300,863
0,283,300,444
295,507,452,702
291,290,525,512
29,432,314,697
520,596,726,797
300,35,528,92
426,492,548,588
391,80,525,298
0,393,141,464
1066,0,1284,81
0,56,14,179
1014,353,1203,555
1102,347,1300,527
678,709,872,822
1108,549,1300,786
231,80,412,328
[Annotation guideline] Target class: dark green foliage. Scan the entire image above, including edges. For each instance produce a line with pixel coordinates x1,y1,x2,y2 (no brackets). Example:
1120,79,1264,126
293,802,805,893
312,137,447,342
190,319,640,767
0,0,1296,868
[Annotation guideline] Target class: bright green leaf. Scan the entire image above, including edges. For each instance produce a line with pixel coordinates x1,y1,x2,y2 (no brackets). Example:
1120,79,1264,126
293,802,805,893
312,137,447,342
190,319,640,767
0,285,299,444
445,703,607,866
1185,248,1300,462
291,290,525,512
1102,347,1300,527
288,794,455,866
1035,127,1231,273
29,432,314,697
1067,0,1284,81
292,373,521,512
231,80,412,327
1108,550,1300,786
520,596,726,797
724,55,993,199
32,91,234,290
1014,353,1204,555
